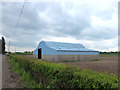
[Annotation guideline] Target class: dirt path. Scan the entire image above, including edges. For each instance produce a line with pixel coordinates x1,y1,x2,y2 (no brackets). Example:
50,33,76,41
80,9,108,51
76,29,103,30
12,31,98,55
2,55,24,88
0,55,2,89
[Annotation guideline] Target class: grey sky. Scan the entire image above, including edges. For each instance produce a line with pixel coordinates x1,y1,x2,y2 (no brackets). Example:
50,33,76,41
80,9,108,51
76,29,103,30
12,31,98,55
2,0,118,52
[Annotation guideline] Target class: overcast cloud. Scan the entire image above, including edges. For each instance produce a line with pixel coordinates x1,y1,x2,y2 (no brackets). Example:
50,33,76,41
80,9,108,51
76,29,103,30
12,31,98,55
1,0,119,52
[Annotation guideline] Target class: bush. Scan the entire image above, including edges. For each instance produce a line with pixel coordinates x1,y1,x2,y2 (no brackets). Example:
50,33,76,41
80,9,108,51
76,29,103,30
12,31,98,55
9,54,118,88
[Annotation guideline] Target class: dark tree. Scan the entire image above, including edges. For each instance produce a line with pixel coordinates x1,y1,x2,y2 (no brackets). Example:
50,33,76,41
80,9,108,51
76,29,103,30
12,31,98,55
2,37,5,54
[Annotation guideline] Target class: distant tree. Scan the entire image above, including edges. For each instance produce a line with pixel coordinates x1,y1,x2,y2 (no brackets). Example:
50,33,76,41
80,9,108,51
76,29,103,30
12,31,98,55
5,51,7,54
2,37,5,54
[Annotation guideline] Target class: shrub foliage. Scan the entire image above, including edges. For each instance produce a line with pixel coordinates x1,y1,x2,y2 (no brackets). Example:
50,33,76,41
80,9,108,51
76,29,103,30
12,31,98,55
9,54,118,88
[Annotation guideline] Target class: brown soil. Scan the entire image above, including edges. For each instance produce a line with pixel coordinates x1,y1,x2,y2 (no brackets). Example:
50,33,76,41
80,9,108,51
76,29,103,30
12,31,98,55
24,55,118,76
2,55,24,88
62,56,118,75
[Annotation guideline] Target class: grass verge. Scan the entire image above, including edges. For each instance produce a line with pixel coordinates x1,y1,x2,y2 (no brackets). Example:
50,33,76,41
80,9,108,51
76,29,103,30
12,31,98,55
8,57,41,88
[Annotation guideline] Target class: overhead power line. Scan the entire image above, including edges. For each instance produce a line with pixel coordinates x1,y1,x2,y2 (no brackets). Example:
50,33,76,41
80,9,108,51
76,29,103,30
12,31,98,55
8,0,26,53
14,0,26,33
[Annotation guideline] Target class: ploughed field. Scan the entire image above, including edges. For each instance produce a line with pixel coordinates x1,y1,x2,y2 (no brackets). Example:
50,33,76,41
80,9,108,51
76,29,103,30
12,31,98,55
24,55,118,75
62,56,118,75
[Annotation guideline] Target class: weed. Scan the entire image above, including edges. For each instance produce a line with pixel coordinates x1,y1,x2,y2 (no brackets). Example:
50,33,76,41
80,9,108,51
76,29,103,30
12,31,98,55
89,59,99,61
62,60,76,62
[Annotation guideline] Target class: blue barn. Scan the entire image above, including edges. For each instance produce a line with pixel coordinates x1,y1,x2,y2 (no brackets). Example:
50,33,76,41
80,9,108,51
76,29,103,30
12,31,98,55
33,41,99,62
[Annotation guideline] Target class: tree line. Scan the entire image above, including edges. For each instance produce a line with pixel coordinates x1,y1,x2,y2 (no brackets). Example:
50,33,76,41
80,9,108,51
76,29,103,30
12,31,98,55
99,51,120,54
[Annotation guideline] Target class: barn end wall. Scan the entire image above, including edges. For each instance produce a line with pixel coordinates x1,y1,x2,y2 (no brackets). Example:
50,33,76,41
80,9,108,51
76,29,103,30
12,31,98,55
57,55,100,61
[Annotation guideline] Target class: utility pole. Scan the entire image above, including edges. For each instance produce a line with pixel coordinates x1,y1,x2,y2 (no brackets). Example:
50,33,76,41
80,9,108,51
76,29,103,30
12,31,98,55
8,41,10,54
107,48,108,52
15,47,16,53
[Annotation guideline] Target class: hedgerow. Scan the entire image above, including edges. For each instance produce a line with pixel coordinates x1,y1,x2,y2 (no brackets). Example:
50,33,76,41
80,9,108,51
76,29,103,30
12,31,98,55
9,54,118,88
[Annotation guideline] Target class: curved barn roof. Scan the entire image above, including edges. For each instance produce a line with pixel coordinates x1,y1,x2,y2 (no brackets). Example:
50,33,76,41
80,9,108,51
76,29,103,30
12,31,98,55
38,41,98,52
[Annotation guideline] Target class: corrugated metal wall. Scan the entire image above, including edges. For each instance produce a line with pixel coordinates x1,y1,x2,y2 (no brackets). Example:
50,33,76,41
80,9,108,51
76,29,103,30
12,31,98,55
33,41,99,55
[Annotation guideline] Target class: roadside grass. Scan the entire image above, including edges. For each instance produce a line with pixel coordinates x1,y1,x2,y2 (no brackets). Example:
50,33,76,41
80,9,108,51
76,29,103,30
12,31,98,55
8,58,41,88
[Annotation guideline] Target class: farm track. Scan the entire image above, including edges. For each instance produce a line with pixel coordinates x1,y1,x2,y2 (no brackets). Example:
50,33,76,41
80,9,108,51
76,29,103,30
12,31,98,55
0,55,2,89
2,55,24,88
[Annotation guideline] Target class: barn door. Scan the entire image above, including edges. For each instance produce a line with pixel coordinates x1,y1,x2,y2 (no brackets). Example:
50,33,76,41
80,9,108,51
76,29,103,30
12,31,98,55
38,48,42,59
